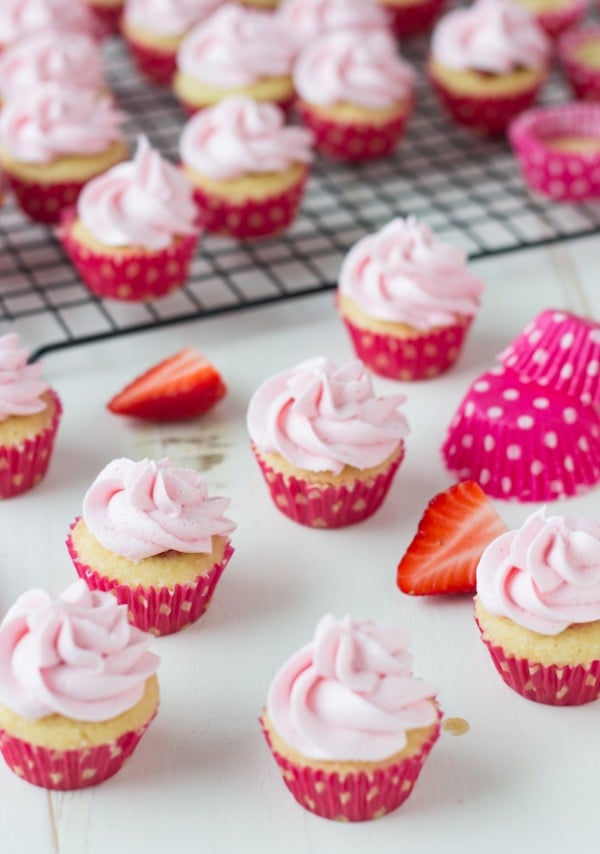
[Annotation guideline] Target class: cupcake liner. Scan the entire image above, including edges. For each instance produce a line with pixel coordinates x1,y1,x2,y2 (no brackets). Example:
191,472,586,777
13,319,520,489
508,103,600,201
0,390,62,499
5,174,90,225
252,443,404,528
533,0,587,38
441,367,600,501
87,2,123,37
384,0,446,38
260,715,440,821
124,36,177,86
558,26,600,101
499,309,600,405
59,211,200,301
0,711,156,790
295,100,411,161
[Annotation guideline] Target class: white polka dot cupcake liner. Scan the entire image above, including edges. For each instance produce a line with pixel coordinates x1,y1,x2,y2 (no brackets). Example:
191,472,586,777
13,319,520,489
4,174,90,225
499,309,600,405
558,25,600,101
509,102,600,201
441,367,600,501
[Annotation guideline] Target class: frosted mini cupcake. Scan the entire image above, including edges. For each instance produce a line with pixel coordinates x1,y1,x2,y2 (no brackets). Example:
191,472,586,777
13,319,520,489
0,0,97,51
261,614,441,821
508,0,587,39
277,0,390,52
0,580,159,789
376,0,446,38
84,0,124,36
559,26,600,103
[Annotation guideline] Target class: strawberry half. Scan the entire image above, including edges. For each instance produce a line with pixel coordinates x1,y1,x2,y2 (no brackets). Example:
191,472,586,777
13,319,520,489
107,347,226,421
396,481,508,596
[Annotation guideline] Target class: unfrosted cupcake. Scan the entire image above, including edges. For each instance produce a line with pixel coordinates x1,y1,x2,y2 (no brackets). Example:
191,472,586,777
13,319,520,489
475,508,600,706
179,96,313,239
508,0,587,39
261,614,441,821
0,332,62,499
60,136,200,302
247,356,409,528
0,580,159,790
338,217,484,380
277,0,390,52
0,0,98,51
67,457,236,636
173,4,296,114
429,0,550,135
376,0,446,38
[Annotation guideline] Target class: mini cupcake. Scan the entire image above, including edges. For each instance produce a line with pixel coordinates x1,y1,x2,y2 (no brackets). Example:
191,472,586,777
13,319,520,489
173,4,296,115
261,614,441,821
559,26,600,102
277,0,390,52
338,217,484,381
294,28,416,161
0,0,98,51
179,96,313,240
84,0,124,36
247,357,409,528
0,332,62,499
429,0,550,135
238,0,281,7
508,0,587,39
475,508,600,706
0,581,159,790
0,84,126,224
376,0,446,38
66,457,236,636
59,136,200,302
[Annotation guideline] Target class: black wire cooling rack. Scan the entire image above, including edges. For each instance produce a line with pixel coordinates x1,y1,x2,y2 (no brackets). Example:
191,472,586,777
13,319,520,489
1,34,599,360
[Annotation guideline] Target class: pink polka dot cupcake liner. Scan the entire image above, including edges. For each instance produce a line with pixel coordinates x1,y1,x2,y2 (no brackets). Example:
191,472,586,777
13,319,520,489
384,0,446,38
509,103,600,201
532,0,588,38
5,174,91,225
124,37,178,86
558,25,600,101
441,367,600,501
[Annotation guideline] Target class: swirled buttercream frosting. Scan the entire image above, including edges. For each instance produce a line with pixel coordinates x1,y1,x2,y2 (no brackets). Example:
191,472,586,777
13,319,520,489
277,0,389,49
0,332,49,421
0,0,97,46
124,0,222,38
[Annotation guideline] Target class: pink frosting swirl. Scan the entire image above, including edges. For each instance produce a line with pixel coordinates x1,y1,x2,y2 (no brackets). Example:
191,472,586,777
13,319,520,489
0,84,125,164
477,508,600,635
0,580,159,722
277,0,390,50
431,0,550,74
339,217,484,329
267,615,438,761
82,457,236,562
293,28,415,109
179,96,313,180
177,4,296,88
124,0,222,38
247,356,409,474
0,332,50,421
0,0,97,46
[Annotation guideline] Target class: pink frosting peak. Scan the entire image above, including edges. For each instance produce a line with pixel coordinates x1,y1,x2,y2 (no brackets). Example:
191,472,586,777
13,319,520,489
179,96,313,180
177,3,296,88
0,580,159,722
82,457,236,562
0,0,97,46
339,217,484,329
277,0,390,50
431,0,550,74
0,332,49,421
293,27,415,110
124,0,222,38
77,136,198,250
477,508,600,635
247,356,409,474
267,615,438,761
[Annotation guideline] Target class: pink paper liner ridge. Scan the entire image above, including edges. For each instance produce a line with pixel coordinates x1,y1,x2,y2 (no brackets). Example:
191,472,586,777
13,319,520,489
123,35,177,85
6,174,92,225
384,0,446,37
558,25,600,101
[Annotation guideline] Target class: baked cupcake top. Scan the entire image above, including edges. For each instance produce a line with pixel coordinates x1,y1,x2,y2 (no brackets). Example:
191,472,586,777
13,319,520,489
179,96,314,180
338,217,484,329
0,332,50,420
77,136,198,251
177,4,296,88
123,0,222,38
266,614,438,761
247,356,409,474
0,580,159,722
0,0,97,47
277,0,389,50
476,508,600,635
82,456,236,562
431,0,550,73
293,28,415,109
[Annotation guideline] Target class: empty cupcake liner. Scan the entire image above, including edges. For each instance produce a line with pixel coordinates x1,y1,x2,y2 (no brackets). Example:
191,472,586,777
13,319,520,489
5,174,89,224
558,26,600,101
509,102,600,201
384,0,446,38
441,367,600,501
533,0,588,38
124,36,177,86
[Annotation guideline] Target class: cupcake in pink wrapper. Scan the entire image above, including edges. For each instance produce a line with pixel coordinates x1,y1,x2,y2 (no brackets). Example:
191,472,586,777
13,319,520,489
475,508,600,705
0,0,99,51
261,614,441,821
376,0,446,38
59,136,200,302
558,26,600,102
173,4,296,114
294,28,416,161
247,357,409,528
338,217,483,381
0,332,62,499
429,0,550,135
277,0,390,52
508,0,587,39
66,457,236,636
0,580,160,790
179,96,313,240
84,0,123,37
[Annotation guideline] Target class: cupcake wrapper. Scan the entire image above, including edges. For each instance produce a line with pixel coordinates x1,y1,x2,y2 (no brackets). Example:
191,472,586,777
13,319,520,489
341,314,472,381
124,36,177,86
0,710,156,790
260,715,440,821
252,443,404,528
559,26,600,101
87,3,123,37
5,174,89,225
385,0,446,38
534,0,587,38
0,390,62,499
508,103,600,201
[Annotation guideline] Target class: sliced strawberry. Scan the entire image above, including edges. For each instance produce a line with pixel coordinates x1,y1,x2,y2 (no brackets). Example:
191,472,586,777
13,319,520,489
396,481,508,596
107,347,226,421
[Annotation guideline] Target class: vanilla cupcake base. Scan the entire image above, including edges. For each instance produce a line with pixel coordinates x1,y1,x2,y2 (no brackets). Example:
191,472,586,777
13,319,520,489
121,20,183,85
173,72,294,115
